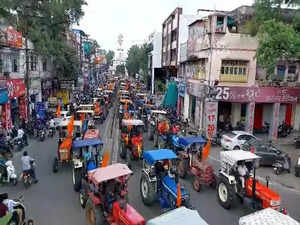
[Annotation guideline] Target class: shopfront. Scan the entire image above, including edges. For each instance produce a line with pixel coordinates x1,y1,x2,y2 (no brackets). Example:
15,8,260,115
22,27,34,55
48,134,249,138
177,82,186,117
41,79,53,102
213,86,300,140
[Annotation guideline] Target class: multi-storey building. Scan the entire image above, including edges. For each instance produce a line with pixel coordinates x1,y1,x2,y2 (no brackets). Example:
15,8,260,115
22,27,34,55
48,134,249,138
180,6,300,139
161,8,202,78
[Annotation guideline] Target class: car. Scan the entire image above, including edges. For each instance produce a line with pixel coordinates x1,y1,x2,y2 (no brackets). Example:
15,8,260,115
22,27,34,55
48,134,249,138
53,110,72,127
221,131,257,150
241,139,288,166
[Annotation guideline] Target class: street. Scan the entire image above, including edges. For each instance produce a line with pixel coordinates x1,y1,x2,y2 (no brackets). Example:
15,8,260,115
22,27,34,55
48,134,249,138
2,102,300,225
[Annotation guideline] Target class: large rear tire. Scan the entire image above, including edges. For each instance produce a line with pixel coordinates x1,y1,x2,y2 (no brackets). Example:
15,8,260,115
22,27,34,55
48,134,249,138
85,199,105,225
140,173,156,206
217,176,235,209
72,168,82,192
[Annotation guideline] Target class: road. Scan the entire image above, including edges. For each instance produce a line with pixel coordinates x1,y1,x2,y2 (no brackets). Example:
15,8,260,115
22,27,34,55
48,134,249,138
2,100,300,225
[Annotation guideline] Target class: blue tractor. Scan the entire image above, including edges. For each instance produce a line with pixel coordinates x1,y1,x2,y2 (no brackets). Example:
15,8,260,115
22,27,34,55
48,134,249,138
140,149,191,210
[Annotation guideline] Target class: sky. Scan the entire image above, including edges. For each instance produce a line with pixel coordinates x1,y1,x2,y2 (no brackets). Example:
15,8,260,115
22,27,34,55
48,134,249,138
74,0,254,54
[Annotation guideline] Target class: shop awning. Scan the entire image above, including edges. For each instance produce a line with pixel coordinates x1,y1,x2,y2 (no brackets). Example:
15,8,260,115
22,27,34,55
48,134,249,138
162,81,178,109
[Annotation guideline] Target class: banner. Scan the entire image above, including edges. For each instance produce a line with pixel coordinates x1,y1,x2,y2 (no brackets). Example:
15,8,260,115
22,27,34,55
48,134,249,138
205,101,218,139
6,27,22,48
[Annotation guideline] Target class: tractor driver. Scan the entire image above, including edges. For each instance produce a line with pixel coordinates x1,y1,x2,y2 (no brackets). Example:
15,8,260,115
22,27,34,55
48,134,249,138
237,160,248,189
104,180,116,214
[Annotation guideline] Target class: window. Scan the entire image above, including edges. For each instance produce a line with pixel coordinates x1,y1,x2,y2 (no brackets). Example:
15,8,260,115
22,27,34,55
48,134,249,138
171,30,177,42
30,54,38,71
171,49,176,62
42,60,47,71
288,65,296,74
220,60,248,76
11,54,19,72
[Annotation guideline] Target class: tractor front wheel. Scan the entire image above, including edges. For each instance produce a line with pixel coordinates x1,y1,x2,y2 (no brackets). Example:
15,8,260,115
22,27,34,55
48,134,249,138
140,173,156,206
72,168,82,192
178,159,188,178
120,142,127,159
52,157,58,173
192,176,201,192
85,199,105,225
217,176,235,209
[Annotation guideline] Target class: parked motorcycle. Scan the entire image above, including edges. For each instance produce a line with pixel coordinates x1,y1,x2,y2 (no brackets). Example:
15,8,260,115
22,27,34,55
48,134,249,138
0,160,18,185
254,121,270,134
273,153,291,175
294,136,300,149
278,122,293,137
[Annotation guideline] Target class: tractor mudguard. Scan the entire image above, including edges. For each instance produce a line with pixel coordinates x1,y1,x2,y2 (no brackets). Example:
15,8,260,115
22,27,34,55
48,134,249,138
112,202,145,225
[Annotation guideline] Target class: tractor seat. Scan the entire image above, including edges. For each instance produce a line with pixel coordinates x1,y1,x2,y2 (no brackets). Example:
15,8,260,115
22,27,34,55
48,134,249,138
162,175,187,198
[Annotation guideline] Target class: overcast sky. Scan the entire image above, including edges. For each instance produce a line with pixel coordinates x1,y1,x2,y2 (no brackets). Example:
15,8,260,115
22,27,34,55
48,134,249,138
74,0,253,53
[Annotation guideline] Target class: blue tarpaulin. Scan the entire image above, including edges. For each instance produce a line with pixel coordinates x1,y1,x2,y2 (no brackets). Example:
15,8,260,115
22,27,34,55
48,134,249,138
36,102,46,120
143,149,177,165
0,90,8,104
162,82,178,109
146,207,209,225
178,136,207,147
72,138,103,149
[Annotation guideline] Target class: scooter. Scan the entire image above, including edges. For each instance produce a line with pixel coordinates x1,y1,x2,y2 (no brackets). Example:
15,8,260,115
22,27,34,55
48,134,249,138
0,160,18,185
21,160,36,188
39,129,46,142
273,154,291,175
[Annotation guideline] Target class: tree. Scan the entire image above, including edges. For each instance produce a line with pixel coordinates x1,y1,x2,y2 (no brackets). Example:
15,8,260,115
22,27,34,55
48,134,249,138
105,50,115,66
249,0,300,75
0,0,87,79
116,64,125,75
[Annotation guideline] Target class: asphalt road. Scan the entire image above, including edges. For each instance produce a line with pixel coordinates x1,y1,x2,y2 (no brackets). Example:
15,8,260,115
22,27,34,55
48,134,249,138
2,100,300,225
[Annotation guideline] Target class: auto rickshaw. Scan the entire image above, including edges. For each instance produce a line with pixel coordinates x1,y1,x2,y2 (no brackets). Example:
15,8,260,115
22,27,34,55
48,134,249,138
120,119,144,161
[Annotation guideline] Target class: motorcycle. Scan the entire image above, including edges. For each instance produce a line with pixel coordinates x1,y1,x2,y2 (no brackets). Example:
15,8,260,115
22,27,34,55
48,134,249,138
0,160,18,185
48,127,55,138
21,160,36,188
273,154,291,175
278,122,293,138
39,129,46,142
295,155,300,177
13,137,24,152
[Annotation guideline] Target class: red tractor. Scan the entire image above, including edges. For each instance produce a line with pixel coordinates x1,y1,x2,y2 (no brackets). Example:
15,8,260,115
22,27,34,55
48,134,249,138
79,163,145,225
177,137,216,192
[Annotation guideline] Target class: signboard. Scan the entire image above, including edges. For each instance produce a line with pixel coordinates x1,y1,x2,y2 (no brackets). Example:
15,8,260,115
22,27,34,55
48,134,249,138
187,81,207,99
205,101,218,139
6,27,22,48
214,86,300,103
60,80,74,90
6,79,26,98
245,102,255,133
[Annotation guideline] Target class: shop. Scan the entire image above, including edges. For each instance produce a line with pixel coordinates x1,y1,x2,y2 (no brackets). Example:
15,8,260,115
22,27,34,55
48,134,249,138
177,82,186,117
57,80,75,106
41,79,53,102
0,79,27,129
213,86,300,140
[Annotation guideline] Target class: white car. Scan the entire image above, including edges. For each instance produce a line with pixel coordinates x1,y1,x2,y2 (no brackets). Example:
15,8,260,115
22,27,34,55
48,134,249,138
221,131,257,150
53,111,72,128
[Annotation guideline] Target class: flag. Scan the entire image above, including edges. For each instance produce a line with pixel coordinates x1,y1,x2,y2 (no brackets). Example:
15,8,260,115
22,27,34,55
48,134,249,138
94,102,100,115
59,136,72,150
101,151,109,167
57,104,61,117
67,115,74,137
202,140,211,161
176,183,182,207
124,101,128,112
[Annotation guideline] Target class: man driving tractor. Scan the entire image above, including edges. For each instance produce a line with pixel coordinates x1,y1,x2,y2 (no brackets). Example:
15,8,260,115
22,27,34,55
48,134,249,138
237,160,249,189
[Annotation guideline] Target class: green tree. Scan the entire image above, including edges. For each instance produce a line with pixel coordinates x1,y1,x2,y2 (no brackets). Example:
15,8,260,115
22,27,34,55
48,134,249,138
0,0,87,79
105,50,115,66
116,64,125,75
248,0,300,75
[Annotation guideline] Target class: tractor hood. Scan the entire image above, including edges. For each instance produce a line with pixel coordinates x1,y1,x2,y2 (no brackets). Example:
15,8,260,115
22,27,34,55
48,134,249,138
162,175,189,198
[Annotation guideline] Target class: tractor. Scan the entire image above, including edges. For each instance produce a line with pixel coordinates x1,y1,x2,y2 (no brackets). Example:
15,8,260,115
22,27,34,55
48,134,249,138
148,110,167,141
71,138,103,192
140,149,192,210
177,137,216,192
80,163,145,225
217,150,282,211
120,119,144,161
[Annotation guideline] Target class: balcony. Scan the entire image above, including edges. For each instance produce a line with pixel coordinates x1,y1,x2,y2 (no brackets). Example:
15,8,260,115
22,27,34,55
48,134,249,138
220,74,248,83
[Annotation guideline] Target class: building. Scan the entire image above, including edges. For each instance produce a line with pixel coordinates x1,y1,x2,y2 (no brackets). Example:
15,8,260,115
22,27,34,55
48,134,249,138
161,8,202,78
148,32,162,94
181,5,300,140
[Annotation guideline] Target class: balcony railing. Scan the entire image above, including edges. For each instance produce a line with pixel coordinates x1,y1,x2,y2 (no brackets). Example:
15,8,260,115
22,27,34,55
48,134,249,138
220,74,248,83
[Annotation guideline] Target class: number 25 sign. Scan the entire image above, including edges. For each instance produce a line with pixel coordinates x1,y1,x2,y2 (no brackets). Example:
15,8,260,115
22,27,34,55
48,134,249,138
215,87,230,100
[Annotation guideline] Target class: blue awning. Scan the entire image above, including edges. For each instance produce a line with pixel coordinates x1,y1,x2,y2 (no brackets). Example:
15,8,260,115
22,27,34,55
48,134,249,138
143,149,177,165
72,138,103,149
178,136,207,147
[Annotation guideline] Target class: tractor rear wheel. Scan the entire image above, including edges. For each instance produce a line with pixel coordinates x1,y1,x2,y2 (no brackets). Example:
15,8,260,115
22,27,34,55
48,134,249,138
85,199,105,225
178,159,188,178
52,157,58,173
120,142,127,159
217,176,235,209
140,173,156,206
72,168,82,192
